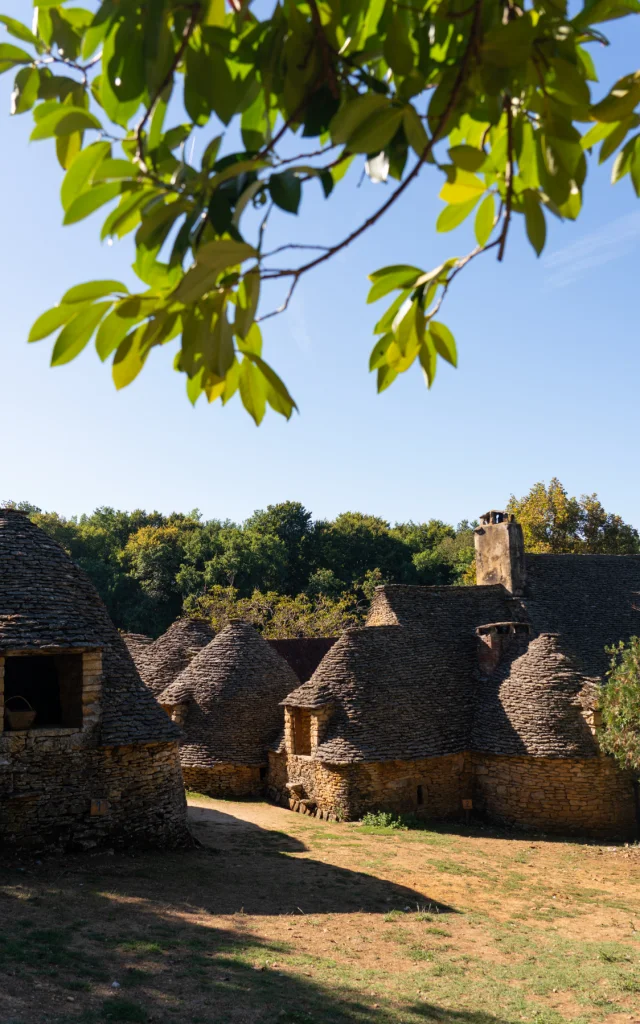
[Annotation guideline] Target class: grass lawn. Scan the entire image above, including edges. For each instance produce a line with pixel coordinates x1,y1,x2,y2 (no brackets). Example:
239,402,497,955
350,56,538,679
1,795,639,1024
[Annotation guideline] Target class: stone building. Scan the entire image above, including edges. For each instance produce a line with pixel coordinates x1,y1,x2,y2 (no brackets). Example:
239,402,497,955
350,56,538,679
136,618,215,698
268,512,639,839
0,508,189,852
158,621,299,798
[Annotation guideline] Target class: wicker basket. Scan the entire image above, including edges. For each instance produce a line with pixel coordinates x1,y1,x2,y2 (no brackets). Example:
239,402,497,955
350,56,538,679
4,695,37,731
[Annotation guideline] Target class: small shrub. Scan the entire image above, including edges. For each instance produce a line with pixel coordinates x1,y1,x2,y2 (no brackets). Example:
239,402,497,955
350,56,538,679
600,638,640,774
360,811,407,831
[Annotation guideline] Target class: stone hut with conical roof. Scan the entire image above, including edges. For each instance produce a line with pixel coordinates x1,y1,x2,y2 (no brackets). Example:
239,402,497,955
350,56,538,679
159,620,299,798
267,511,638,839
0,508,189,852
138,618,215,699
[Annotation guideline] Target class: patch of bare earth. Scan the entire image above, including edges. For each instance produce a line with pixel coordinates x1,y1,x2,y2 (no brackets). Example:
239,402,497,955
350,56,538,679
1,795,639,1024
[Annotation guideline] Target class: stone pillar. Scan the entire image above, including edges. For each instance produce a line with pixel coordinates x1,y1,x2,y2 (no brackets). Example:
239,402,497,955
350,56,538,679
82,650,103,730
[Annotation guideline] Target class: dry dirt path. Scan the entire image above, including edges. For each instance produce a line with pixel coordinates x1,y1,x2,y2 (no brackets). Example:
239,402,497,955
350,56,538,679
0,794,639,1024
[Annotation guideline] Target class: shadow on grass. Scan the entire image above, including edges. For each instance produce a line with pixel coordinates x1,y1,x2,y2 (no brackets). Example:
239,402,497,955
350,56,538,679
0,847,509,1024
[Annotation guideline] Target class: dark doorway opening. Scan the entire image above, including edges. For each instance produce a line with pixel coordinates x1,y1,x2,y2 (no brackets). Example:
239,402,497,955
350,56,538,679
291,709,312,755
4,653,83,729
417,784,424,806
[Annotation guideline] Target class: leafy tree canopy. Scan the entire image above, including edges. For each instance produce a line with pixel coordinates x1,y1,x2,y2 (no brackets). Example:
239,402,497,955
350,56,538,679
2,497,475,635
3,0,640,420
600,637,640,776
506,478,640,553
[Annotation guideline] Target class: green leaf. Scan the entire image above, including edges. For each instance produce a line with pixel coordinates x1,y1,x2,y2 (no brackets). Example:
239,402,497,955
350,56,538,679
474,193,495,246
436,196,480,232
243,352,297,419
0,15,38,46
429,322,457,367
51,302,112,366
235,270,260,339
369,333,394,371
95,307,144,362
383,12,414,77
62,280,129,304
377,364,399,393
631,139,640,196
581,120,619,150
0,42,31,73
547,59,590,107
92,159,138,182
419,337,437,388
63,182,122,225
439,169,486,204
239,356,267,425
28,304,77,343
330,94,390,145
523,190,546,255
56,130,82,170
173,240,257,305
112,325,149,390
403,104,429,158
30,106,101,140
11,65,39,114
448,145,486,172
60,140,111,212
30,105,99,140
367,265,422,302
347,107,404,155
269,171,302,214
590,72,640,123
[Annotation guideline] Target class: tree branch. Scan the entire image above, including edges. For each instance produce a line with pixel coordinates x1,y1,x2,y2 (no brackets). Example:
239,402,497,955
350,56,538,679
260,0,483,289
135,4,200,175
498,98,514,262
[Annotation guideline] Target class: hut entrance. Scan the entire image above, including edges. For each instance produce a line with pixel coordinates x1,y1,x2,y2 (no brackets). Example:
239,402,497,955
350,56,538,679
291,709,312,755
4,653,84,729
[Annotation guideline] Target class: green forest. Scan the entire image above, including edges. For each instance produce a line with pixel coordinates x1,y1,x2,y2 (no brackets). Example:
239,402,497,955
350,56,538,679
6,479,638,639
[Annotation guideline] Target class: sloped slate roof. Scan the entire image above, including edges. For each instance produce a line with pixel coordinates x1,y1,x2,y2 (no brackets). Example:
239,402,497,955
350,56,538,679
121,632,154,669
523,554,640,680
268,637,337,683
0,508,179,746
158,621,300,766
282,625,473,764
367,583,524,633
139,618,215,696
473,633,600,757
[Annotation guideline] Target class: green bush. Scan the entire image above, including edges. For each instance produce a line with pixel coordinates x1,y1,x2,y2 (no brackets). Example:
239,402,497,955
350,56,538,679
360,811,407,831
600,638,640,775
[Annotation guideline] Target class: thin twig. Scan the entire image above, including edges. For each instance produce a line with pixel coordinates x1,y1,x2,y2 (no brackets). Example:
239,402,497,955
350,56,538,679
261,243,332,259
498,98,514,262
256,277,300,322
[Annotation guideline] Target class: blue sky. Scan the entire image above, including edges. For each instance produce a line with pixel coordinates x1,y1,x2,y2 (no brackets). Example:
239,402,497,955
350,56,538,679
1,5,639,527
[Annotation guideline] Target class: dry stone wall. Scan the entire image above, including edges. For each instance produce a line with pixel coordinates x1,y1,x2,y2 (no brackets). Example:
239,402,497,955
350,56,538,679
0,734,188,852
472,753,637,839
182,762,263,798
267,752,468,822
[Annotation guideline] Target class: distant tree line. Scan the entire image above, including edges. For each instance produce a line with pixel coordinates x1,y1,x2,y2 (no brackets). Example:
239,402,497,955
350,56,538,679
6,480,637,638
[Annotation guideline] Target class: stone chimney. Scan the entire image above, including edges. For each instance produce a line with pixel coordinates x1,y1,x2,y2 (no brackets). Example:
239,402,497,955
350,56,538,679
476,622,531,675
474,511,526,595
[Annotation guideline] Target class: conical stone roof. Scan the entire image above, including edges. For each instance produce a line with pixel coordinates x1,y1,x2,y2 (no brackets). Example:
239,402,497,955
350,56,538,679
472,632,600,758
139,618,215,696
283,625,474,764
0,508,179,746
121,632,154,670
159,620,300,766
